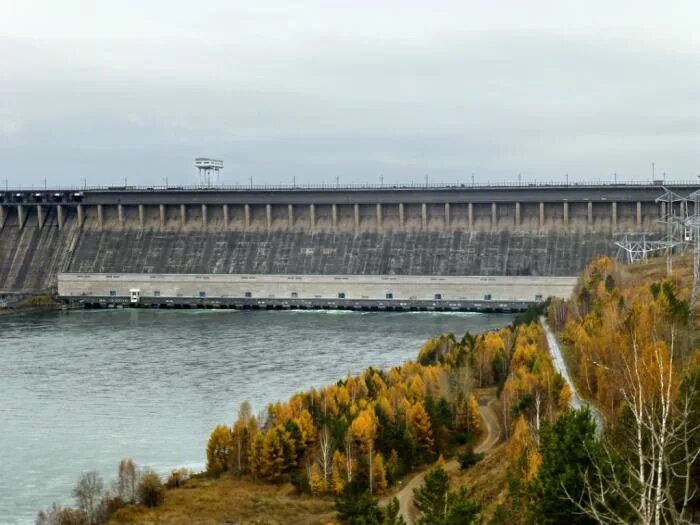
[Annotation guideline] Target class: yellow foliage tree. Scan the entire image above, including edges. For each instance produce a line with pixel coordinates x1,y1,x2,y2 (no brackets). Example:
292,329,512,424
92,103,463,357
260,425,291,482
309,462,327,494
351,408,379,493
407,401,434,459
331,450,347,494
206,424,232,476
248,431,264,479
466,394,482,435
294,409,316,451
372,453,388,494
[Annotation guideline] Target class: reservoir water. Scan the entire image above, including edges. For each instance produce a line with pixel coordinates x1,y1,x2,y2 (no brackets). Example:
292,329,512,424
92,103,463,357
0,309,514,524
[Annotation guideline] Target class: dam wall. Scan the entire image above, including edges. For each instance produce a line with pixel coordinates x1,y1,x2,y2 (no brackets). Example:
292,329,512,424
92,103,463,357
66,230,613,277
0,206,81,295
0,183,689,297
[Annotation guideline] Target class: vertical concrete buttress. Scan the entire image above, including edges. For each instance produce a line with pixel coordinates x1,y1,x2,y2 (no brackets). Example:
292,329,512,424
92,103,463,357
17,205,25,229
97,204,104,230
354,204,360,233
421,203,427,230
376,203,382,231
117,204,124,228
331,204,337,231
587,201,593,227
661,201,666,219
180,204,186,228
288,204,294,230
244,204,251,229
0,205,5,228
159,204,165,228
563,201,569,227
637,201,642,228
444,202,450,229
202,204,208,228
399,203,405,229
57,205,64,230
612,202,617,230
77,205,84,227
491,202,497,229
223,204,229,228
309,204,316,231
138,204,145,228
266,204,272,231
515,202,521,228
539,202,545,229
37,205,44,228
468,202,473,230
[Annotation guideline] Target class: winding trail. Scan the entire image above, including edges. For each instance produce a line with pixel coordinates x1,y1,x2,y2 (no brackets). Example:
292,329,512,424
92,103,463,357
393,396,501,525
540,316,604,431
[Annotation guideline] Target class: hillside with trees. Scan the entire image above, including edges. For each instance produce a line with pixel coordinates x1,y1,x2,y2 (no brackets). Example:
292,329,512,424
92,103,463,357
40,256,700,524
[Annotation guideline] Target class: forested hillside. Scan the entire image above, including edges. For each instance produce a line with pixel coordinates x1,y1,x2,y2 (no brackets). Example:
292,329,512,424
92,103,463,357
40,256,700,525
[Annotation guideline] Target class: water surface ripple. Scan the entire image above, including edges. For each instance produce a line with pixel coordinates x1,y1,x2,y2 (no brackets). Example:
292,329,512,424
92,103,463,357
0,309,513,524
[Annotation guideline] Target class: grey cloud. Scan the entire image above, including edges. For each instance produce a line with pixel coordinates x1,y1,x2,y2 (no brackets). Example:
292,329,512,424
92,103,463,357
1,4,699,186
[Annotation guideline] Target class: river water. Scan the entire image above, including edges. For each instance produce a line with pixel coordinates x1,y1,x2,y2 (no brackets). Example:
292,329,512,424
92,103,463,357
0,309,513,524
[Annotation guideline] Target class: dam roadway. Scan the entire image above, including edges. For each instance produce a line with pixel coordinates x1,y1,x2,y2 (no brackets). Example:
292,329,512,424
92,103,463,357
0,182,690,309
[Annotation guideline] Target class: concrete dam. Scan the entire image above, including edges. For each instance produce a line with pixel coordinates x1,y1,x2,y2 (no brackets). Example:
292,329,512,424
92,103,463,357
0,183,686,311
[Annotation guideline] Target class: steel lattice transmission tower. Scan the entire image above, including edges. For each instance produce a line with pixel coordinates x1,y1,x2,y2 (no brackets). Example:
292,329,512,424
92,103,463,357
682,190,700,314
655,187,688,276
614,232,676,265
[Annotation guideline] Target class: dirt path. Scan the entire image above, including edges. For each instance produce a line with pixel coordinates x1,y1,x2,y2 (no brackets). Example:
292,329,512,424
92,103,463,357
393,396,501,525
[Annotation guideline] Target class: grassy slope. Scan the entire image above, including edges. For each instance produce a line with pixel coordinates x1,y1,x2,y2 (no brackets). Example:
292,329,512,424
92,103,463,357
109,476,335,525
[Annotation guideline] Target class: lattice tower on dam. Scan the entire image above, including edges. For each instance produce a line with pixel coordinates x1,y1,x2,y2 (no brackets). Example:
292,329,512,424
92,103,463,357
0,184,691,310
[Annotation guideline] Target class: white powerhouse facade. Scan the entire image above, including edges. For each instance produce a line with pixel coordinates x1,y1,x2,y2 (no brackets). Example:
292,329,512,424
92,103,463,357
58,273,576,305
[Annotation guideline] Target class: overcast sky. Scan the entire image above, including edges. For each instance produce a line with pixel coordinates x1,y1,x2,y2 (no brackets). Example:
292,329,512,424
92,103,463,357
1,1,699,187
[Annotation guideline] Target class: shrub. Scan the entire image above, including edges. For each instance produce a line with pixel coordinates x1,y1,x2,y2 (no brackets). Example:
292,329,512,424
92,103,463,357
137,471,165,507
166,468,191,488
36,504,88,525
458,448,484,470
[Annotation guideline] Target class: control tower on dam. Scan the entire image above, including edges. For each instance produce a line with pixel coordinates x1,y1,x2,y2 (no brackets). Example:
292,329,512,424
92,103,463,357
0,182,689,310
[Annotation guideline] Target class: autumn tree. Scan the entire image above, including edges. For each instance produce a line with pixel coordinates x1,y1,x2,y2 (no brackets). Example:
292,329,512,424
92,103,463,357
248,431,265,479
137,471,165,507
571,333,700,524
260,425,293,482
72,471,104,525
351,408,378,494
457,394,482,436
315,426,333,490
206,424,232,476
407,401,434,461
371,453,388,494
117,458,137,504
332,449,349,494
230,401,256,475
